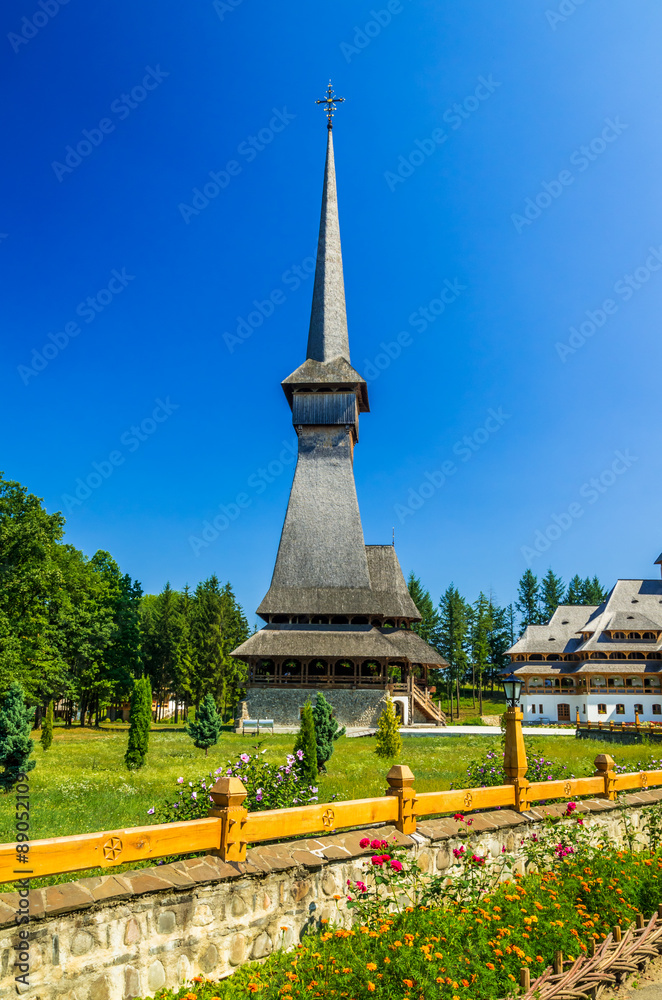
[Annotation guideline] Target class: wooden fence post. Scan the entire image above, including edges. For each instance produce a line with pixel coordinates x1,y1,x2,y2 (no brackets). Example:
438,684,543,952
504,706,530,812
594,754,617,802
386,764,417,834
209,776,248,862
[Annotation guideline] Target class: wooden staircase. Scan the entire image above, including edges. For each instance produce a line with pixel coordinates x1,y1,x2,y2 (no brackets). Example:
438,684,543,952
411,680,446,726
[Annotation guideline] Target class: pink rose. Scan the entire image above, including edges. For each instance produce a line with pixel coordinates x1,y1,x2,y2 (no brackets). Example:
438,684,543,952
359,837,371,848
390,859,403,872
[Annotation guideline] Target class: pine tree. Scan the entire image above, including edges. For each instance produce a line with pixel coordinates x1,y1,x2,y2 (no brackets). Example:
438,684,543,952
437,584,469,720
516,570,541,630
407,573,441,647
470,593,493,715
293,701,318,783
583,576,607,605
40,701,54,751
187,692,221,756
125,677,152,770
541,569,565,622
375,696,402,759
0,682,35,792
312,692,345,772
566,574,585,604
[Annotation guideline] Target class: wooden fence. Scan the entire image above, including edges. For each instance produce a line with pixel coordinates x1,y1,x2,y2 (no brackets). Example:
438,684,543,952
0,749,660,885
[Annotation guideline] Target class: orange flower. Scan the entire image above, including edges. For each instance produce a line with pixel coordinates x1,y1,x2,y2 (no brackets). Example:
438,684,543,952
342,969,352,974
366,964,377,972
367,983,376,992
435,979,443,984
486,963,495,971
536,956,543,963
383,958,390,964
192,979,203,985
462,979,470,987
403,980,414,988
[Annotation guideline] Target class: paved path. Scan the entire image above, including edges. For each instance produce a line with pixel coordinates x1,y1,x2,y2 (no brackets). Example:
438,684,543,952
262,725,576,737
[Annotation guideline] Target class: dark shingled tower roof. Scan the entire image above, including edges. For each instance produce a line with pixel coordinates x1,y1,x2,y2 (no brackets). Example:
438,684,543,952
232,104,443,677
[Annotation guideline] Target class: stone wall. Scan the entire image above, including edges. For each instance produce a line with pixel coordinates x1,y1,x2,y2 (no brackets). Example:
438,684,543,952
576,728,662,745
239,687,387,727
2,790,661,1000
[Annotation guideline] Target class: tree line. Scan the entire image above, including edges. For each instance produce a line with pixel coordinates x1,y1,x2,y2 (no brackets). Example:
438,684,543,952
0,473,250,724
407,568,608,720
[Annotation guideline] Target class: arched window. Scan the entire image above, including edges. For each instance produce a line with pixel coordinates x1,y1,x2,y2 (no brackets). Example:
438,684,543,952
626,676,643,689
311,616,329,625
334,660,354,678
331,616,349,624
645,677,661,690
308,659,328,680
254,659,275,683
530,654,544,661
272,615,289,624
528,677,544,690
592,675,607,688
281,659,302,682
560,678,574,690
544,678,560,689
351,616,369,625
613,632,626,639
360,660,381,680
644,632,656,640
547,654,560,661
608,676,624,689
383,620,396,629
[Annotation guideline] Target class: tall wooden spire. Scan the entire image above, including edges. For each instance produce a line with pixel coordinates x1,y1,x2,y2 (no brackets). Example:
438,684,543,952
306,127,350,363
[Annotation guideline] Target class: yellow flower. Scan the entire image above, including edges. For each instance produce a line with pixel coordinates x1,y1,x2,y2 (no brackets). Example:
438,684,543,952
367,983,376,992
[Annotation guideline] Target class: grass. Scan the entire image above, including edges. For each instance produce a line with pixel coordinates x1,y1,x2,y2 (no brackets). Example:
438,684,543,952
436,687,506,723
1,726,659,889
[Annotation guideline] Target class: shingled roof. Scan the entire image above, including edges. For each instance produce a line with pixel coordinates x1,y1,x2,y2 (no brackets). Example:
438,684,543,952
232,623,445,666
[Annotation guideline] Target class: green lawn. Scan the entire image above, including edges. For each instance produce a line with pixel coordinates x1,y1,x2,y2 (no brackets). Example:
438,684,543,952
1,726,659,846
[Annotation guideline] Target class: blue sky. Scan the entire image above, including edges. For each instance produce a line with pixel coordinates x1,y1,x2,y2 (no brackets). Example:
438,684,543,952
3,0,662,622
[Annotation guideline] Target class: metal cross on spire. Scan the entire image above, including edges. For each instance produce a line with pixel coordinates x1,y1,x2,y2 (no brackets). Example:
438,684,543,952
315,81,345,130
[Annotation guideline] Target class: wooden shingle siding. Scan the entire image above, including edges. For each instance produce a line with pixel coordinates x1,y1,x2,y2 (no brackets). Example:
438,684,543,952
292,392,357,426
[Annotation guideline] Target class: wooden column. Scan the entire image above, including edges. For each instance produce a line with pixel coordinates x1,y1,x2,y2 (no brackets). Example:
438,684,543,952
209,776,248,862
594,753,616,801
386,764,417,834
504,706,530,812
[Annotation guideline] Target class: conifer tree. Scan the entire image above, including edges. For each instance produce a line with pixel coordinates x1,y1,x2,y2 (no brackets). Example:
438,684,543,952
293,701,318,783
541,569,565,622
407,573,441,647
516,570,541,630
583,576,607,605
566,574,585,604
375,696,402,759
312,692,345,772
0,683,35,792
125,677,152,770
187,692,221,756
470,593,493,715
437,584,469,720
40,701,54,751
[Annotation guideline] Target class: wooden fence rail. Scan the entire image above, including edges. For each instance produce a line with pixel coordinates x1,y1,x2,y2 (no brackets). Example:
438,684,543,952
0,717,659,884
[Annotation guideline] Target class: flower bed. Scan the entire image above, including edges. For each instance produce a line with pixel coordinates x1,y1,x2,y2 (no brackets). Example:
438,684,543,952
147,815,662,1000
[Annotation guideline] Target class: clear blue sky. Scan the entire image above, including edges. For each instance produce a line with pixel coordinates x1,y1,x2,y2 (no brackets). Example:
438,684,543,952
3,0,662,622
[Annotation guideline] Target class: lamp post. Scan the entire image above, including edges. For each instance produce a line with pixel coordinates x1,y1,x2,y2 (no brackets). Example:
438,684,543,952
500,671,529,812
